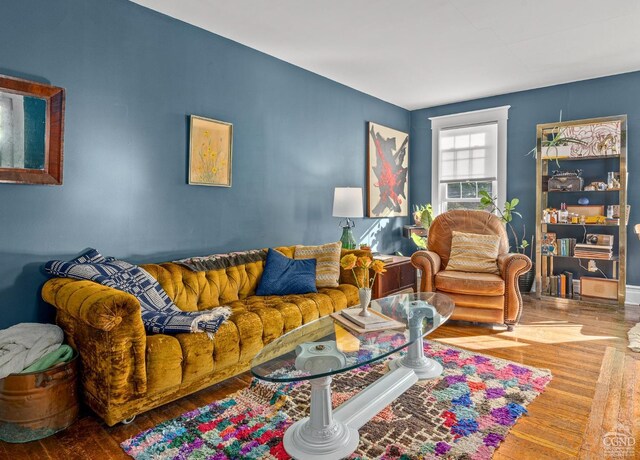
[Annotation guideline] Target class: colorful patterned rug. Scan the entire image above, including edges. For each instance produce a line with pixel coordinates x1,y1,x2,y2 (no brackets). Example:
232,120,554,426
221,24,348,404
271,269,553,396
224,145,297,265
121,340,551,459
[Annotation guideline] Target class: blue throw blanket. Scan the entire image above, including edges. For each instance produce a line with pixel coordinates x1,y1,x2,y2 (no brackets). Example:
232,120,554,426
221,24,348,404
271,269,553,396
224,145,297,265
44,249,231,336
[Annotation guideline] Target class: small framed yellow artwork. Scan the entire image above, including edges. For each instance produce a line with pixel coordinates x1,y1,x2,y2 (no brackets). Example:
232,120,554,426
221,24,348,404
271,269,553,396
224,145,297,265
189,115,233,187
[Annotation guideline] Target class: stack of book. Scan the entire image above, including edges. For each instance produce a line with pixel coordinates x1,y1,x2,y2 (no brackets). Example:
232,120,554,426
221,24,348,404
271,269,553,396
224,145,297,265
574,243,613,259
556,238,576,257
545,272,575,298
331,307,405,334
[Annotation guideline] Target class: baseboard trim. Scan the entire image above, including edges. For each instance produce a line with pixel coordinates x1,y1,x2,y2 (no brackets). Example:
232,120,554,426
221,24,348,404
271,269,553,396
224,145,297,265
626,285,640,306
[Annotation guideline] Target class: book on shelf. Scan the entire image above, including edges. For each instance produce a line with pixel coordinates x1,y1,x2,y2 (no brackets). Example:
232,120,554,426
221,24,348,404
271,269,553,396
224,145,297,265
545,271,575,298
330,307,405,334
574,243,613,259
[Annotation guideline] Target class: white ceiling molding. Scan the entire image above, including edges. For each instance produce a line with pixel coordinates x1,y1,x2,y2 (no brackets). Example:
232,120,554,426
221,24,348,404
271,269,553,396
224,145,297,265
131,0,640,110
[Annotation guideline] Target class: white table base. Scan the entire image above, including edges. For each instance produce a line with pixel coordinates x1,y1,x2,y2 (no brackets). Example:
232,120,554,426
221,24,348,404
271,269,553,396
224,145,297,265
283,367,417,460
283,303,442,459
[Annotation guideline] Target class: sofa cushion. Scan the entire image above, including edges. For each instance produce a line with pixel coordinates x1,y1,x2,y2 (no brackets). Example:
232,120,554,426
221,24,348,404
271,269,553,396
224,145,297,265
446,231,501,274
294,242,341,288
435,270,505,296
256,249,317,296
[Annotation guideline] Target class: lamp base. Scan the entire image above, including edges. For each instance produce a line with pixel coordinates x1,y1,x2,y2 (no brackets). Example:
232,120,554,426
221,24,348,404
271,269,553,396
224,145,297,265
340,226,357,250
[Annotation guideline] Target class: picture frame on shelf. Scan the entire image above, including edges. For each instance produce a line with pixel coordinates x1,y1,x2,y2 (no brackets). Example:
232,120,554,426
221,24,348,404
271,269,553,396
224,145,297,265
188,115,233,187
366,122,409,218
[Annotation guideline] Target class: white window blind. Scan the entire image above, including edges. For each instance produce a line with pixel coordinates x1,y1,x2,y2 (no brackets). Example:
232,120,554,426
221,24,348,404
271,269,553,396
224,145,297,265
430,106,509,214
439,123,497,183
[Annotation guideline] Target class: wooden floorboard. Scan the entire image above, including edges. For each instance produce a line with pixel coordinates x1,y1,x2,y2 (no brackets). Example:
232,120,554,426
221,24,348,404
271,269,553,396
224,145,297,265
2,296,639,459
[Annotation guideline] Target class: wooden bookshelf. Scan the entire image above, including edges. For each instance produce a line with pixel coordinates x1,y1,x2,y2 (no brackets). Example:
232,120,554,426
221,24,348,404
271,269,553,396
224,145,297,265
535,115,628,307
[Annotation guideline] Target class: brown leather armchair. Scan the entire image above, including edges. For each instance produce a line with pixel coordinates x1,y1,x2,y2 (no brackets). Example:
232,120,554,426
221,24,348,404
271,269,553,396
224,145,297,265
411,209,532,330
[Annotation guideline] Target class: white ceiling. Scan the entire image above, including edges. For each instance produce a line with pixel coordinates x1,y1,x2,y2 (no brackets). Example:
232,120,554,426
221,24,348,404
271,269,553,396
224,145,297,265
132,0,640,110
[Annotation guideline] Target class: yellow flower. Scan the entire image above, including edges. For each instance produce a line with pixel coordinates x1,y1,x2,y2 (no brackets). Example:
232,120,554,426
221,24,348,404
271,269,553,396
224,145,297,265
340,254,357,270
371,260,386,275
356,256,372,269
212,167,218,173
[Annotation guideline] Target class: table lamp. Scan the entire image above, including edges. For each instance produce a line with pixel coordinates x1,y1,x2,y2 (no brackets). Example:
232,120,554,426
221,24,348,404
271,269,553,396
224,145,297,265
333,187,363,249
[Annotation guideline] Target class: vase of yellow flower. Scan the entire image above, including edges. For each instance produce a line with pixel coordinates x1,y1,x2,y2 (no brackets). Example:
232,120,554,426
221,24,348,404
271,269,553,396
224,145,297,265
340,254,386,317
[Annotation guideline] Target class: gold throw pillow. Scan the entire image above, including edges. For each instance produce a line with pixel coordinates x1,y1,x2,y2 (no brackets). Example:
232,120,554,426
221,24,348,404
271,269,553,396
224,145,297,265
294,242,342,287
446,231,500,274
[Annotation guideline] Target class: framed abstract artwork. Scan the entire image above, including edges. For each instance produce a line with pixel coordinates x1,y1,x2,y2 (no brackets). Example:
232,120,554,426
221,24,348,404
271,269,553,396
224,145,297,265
189,115,233,187
367,122,409,217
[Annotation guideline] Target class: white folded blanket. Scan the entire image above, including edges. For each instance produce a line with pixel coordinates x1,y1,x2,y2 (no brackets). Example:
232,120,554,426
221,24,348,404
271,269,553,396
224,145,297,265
0,323,64,379
628,323,640,352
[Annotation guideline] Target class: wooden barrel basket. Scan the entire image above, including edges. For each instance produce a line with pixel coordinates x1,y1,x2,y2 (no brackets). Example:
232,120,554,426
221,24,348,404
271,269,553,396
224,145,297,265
0,353,79,443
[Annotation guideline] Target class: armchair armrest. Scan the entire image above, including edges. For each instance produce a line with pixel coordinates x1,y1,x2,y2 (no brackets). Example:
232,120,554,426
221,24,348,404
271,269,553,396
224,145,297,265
42,278,147,404
497,253,532,324
411,250,442,292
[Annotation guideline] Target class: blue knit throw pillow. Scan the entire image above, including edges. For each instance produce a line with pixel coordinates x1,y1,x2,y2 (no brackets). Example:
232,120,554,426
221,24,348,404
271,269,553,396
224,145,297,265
256,248,317,296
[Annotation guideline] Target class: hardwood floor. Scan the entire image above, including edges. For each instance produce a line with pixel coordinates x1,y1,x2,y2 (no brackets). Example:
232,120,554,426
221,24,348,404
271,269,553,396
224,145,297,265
3,296,639,459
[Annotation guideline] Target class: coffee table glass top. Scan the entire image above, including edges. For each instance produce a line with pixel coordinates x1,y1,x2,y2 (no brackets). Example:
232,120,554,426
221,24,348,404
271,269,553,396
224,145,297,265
251,292,454,383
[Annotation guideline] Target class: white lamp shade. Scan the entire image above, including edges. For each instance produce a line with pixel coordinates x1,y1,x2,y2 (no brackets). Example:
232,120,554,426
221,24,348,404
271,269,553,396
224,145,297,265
333,187,364,218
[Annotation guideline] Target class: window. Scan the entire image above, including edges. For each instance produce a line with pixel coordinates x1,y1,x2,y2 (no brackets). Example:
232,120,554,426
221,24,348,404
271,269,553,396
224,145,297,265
430,106,509,215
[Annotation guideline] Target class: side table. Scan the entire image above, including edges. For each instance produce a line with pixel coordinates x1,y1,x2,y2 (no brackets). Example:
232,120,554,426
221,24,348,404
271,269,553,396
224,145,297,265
372,256,417,299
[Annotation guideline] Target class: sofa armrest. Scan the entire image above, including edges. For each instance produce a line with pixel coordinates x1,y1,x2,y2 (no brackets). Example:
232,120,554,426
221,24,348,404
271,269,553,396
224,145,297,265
497,253,532,324
411,250,442,292
42,278,147,401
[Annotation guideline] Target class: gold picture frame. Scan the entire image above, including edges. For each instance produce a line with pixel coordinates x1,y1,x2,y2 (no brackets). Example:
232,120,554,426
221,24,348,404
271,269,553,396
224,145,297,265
189,115,233,187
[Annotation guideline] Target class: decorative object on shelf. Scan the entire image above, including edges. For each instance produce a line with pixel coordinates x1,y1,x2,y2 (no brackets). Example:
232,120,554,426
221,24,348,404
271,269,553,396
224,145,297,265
526,111,586,162
332,187,364,249
367,122,409,217
610,205,631,225
541,232,557,256
607,172,621,189
581,277,618,300
536,115,627,307
340,254,386,316
0,75,65,185
188,115,233,187
548,169,584,191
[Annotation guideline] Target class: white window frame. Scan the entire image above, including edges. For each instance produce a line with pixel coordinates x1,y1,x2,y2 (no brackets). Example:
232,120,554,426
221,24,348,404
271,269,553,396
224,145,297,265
430,106,509,215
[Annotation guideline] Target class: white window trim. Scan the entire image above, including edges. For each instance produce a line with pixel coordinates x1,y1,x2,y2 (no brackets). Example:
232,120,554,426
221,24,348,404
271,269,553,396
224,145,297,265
430,105,510,215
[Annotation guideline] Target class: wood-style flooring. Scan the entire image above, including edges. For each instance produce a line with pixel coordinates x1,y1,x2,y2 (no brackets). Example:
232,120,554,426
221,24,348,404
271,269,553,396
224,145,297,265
2,296,639,459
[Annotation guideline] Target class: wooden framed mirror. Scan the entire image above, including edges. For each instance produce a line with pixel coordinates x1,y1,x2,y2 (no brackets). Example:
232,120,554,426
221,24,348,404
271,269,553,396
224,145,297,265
0,75,65,185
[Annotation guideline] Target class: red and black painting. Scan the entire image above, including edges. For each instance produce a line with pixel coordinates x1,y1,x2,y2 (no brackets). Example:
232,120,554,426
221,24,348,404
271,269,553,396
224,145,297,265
367,122,409,217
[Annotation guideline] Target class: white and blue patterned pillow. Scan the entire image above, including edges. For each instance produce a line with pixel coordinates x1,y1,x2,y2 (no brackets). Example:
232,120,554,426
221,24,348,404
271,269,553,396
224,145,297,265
44,248,230,335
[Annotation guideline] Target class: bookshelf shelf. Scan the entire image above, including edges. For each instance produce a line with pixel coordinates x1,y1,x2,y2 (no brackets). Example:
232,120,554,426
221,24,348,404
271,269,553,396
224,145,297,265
545,189,620,193
543,222,620,227
541,154,621,162
542,254,619,262
535,115,627,307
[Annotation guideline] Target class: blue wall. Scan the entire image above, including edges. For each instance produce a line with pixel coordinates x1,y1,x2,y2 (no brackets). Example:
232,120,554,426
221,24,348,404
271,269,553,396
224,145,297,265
410,72,640,285
0,0,410,328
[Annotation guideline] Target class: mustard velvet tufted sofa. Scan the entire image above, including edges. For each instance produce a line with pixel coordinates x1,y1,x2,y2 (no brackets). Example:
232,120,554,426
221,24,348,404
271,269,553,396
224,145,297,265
41,246,367,426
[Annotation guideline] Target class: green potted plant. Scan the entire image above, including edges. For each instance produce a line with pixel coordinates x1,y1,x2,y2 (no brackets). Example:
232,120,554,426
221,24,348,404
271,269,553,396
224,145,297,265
410,203,434,250
479,191,535,292
527,111,587,165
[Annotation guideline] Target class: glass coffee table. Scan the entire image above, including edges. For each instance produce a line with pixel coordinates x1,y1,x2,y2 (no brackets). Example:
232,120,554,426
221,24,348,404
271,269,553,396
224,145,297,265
251,292,454,460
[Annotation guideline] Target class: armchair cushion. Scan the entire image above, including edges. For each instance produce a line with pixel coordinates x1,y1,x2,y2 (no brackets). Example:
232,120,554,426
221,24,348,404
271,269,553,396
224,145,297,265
435,271,505,296
446,231,500,274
